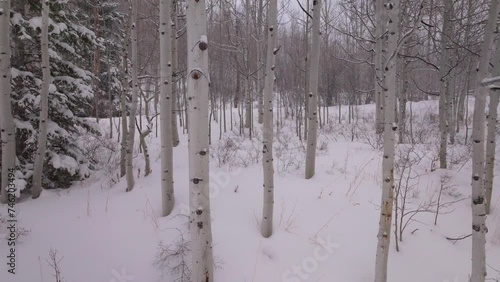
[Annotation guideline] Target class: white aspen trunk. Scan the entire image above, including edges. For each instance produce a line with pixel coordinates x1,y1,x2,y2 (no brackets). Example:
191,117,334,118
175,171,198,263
261,0,278,238
485,41,500,215
374,1,400,281
160,0,174,216
398,57,408,144
304,0,310,141
448,71,456,145
257,0,264,124
93,0,101,122
126,0,139,192
171,0,180,147
0,0,15,204
304,0,321,180
438,0,453,169
107,47,113,139
139,127,152,176
374,0,386,134
32,0,50,199
244,0,251,130
138,88,152,176
485,88,499,214
470,1,499,281
120,5,131,178
186,0,214,280
484,88,500,214
457,0,474,127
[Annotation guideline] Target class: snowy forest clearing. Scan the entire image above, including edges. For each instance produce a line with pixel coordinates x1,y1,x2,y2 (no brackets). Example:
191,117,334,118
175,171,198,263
1,101,500,282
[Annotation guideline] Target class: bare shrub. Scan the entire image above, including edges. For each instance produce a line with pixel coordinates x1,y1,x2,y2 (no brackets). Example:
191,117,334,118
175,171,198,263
210,135,241,168
448,144,472,170
274,131,305,174
47,249,64,282
154,234,191,282
80,132,121,187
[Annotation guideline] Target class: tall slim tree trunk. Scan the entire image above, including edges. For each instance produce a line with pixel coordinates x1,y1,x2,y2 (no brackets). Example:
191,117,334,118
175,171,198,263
485,58,500,215
126,0,139,192
448,71,456,144
244,0,251,130
485,41,500,215
32,0,50,199
107,47,113,139
398,46,408,144
171,0,180,147
304,0,321,179
438,0,453,169
186,0,214,280
374,0,386,134
304,0,310,141
457,0,473,128
0,0,15,204
261,0,278,238
257,0,264,124
120,5,131,178
374,1,400,281
93,0,101,122
470,1,499,281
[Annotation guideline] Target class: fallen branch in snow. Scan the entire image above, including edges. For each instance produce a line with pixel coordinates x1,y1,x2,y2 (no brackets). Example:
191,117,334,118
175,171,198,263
445,233,472,244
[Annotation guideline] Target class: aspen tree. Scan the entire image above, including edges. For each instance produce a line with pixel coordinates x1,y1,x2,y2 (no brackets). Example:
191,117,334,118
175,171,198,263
160,0,174,216
171,0,180,147
120,3,132,178
485,41,500,214
470,1,499,280
374,0,386,134
126,0,139,192
32,0,50,199
186,0,214,280
261,0,278,238
304,0,321,179
0,0,15,204
438,0,453,169
374,1,400,281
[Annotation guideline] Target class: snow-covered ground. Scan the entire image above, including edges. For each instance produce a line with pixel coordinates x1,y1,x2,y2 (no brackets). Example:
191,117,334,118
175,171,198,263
1,100,500,282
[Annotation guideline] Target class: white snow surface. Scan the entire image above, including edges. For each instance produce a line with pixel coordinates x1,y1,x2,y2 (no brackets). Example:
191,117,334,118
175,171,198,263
1,100,500,282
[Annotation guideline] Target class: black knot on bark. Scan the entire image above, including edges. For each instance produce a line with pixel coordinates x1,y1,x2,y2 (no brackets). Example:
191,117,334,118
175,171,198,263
192,178,202,184
196,209,203,215
197,221,203,228
384,178,391,183
472,224,480,232
191,70,201,80
472,175,480,181
199,150,207,156
472,196,484,205
269,27,274,32
392,125,397,131
474,139,480,143
199,41,208,51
